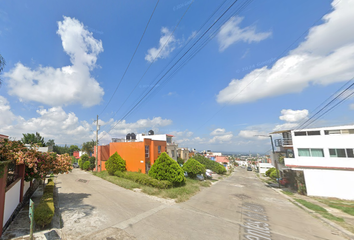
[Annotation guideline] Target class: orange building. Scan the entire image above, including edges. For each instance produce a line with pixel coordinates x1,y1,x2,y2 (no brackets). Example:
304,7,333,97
94,138,166,174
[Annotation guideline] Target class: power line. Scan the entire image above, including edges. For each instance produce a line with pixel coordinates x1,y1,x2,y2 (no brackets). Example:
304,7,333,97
99,0,245,141
99,0,195,129
99,0,160,116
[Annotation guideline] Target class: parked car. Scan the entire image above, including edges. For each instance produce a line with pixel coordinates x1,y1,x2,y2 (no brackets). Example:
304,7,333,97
205,169,213,179
196,174,204,181
184,171,188,177
73,163,79,168
247,166,252,171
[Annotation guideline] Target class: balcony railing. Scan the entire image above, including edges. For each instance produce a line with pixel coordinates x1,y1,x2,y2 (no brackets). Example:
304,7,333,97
274,138,293,147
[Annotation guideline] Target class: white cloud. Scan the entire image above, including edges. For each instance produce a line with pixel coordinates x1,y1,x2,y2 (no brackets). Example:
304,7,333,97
217,0,354,104
238,130,268,139
217,16,271,52
170,130,193,138
145,27,176,62
209,133,233,143
0,95,20,126
210,128,226,135
279,109,308,122
5,16,104,107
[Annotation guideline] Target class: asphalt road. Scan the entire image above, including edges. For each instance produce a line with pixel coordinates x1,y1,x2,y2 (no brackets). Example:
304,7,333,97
57,168,346,240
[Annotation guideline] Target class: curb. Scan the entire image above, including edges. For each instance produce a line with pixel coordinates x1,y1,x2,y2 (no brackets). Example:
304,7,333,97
270,187,354,240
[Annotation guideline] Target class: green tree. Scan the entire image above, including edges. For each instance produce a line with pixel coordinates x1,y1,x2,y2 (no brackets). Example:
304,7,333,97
69,145,80,155
89,156,96,170
21,132,46,147
183,158,206,178
46,139,55,147
177,157,184,165
148,152,185,186
106,152,126,175
52,145,70,155
82,140,95,155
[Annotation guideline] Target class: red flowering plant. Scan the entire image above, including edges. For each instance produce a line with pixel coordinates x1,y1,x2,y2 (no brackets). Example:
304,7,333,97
1,139,72,181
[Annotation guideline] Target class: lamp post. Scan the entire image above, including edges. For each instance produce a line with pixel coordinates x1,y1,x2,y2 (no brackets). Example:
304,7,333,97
256,135,281,188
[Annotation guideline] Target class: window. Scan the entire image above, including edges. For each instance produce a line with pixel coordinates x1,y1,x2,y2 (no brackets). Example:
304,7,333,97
145,145,149,158
329,148,354,158
158,145,161,154
298,148,324,157
294,131,307,136
171,150,175,157
324,129,354,135
295,131,321,136
167,137,172,143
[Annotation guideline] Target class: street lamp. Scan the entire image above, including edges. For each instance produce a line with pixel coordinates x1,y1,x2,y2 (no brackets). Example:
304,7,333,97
255,135,281,188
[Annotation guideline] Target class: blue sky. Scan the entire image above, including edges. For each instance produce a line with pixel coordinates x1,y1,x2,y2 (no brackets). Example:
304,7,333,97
1,0,353,153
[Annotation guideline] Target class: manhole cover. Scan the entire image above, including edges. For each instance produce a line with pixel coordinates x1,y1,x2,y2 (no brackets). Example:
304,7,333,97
77,179,88,183
233,194,250,199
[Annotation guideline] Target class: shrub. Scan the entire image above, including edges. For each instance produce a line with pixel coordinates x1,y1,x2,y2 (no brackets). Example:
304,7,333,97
81,154,89,162
106,152,126,175
265,167,276,177
148,152,185,186
177,157,184,165
270,169,279,179
183,158,206,178
78,159,83,169
114,171,172,189
34,180,55,228
83,161,90,171
71,156,76,164
89,157,96,170
193,155,226,174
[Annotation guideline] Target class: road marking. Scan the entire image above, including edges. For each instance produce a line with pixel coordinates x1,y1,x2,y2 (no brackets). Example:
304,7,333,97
113,205,166,229
241,202,272,240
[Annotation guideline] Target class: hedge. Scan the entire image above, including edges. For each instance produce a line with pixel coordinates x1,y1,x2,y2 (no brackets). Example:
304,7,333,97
34,179,55,228
193,155,226,174
183,158,206,178
83,161,90,171
114,171,172,189
148,152,185,186
106,152,126,175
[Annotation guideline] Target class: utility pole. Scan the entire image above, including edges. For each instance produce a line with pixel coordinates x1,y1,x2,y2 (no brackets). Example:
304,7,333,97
96,115,99,172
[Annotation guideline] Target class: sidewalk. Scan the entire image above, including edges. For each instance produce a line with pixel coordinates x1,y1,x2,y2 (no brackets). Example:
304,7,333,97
1,179,62,240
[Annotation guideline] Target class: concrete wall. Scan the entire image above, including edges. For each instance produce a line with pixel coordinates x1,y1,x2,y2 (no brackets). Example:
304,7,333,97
3,180,21,227
304,169,354,200
23,181,31,197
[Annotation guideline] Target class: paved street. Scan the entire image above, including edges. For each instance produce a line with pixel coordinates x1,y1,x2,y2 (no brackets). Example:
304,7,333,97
57,168,347,240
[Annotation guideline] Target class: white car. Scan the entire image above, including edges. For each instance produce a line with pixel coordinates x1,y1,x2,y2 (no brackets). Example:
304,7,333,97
205,169,213,179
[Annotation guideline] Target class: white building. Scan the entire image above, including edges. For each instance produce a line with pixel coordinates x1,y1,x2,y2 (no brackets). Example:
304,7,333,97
258,163,273,175
273,125,354,200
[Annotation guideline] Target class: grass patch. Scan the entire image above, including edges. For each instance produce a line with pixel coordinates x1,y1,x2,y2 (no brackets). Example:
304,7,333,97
295,198,344,222
316,198,354,216
93,171,211,202
282,190,294,196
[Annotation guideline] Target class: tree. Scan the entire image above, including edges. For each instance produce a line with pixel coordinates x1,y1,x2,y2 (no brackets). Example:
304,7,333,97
46,139,55,147
21,132,46,147
69,145,80,156
183,158,206,179
0,54,5,87
106,152,126,175
177,157,184,165
82,140,95,155
148,152,185,186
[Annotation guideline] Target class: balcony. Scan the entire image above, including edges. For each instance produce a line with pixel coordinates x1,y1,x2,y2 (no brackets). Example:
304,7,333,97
274,138,293,147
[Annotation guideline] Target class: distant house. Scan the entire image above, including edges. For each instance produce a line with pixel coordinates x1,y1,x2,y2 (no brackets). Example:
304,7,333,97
215,156,229,168
271,125,354,200
177,148,189,160
0,134,8,142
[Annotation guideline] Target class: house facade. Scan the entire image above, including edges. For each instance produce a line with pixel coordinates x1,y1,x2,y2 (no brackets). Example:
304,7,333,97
94,138,167,174
273,125,354,200
177,148,189,160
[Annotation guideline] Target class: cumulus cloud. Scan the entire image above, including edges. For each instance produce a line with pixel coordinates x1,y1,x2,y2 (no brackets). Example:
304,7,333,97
209,133,233,143
279,109,308,122
238,130,269,139
217,16,271,52
210,128,226,135
0,95,20,126
5,16,104,107
145,27,176,62
170,130,193,138
217,0,354,104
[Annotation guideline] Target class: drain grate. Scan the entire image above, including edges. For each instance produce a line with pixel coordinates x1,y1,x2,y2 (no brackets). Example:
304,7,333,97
233,194,250,199
77,179,88,183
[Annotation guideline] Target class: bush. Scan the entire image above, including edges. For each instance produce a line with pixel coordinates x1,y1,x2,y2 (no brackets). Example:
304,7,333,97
81,154,89,163
106,152,126,175
34,180,55,228
270,169,279,179
177,157,184,165
71,156,76,164
78,159,83,169
193,155,226,174
183,158,206,178
148,152,185,186
265,167,276,177
83,161,90,171
89,157,96,170
114,171,172,189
